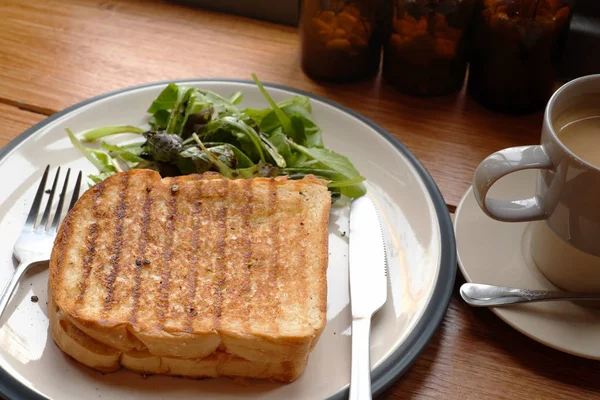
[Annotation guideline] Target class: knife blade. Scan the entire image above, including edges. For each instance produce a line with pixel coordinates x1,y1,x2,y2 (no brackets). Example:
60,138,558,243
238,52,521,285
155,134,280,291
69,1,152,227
348,196,388,400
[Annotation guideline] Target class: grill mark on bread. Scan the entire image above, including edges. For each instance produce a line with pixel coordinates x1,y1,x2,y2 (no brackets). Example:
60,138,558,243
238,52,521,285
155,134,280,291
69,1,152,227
76,181,104,305
241,179,253,332
185,182,202,333
103,174,129,311
268,179,281,335
52,211,71,300
190,182,216,334
213,180,229,330
218,179,253,331
157,192,178,328
130,186,152,324
296,182,308,329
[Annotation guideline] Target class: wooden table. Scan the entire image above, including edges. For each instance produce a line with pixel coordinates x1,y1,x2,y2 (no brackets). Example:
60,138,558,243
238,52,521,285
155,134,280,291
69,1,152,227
1,1,598,399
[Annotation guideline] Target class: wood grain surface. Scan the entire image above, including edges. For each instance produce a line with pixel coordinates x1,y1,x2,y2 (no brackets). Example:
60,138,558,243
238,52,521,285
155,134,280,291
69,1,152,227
0,1,598,400
381,276,600,400
0,103,44,148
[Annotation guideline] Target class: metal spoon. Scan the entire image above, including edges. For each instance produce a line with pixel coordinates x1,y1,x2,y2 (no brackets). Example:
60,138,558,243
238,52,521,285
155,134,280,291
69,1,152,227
460,283,600,307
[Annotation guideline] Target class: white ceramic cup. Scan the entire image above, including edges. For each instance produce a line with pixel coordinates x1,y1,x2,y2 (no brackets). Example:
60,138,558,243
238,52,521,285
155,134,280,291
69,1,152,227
473,74,600,292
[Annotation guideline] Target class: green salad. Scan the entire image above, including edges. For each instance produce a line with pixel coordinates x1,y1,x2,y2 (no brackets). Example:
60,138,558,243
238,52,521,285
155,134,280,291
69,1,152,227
68,74,366,199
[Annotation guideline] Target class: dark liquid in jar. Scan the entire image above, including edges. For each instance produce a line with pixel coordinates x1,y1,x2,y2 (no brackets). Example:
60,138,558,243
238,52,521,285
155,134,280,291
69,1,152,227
382,0,475,96
300,2,382,82
467,0,573,114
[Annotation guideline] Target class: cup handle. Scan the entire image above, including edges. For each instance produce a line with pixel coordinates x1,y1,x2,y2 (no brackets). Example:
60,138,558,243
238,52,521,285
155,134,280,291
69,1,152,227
473,145,554,222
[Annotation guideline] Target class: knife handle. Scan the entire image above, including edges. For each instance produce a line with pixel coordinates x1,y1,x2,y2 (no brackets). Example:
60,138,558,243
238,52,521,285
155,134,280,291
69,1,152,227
349,317,372,400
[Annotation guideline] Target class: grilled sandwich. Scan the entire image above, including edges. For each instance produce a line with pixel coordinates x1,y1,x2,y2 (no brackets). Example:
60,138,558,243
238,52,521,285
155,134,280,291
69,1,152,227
49,169,331,381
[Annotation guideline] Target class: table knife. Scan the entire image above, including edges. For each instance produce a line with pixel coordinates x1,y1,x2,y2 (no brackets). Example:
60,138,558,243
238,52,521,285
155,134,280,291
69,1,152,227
348,196,388,400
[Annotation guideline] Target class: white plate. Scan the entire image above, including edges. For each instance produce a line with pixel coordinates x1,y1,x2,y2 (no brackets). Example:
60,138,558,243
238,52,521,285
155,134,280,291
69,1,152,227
0,80,455,400
455,169,600,360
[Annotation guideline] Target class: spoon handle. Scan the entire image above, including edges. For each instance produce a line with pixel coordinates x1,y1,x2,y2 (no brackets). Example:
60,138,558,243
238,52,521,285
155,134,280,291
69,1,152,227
460,283,600,307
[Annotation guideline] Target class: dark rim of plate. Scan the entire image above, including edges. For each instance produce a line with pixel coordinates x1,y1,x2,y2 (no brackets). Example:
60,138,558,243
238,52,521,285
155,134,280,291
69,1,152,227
0,79,456,400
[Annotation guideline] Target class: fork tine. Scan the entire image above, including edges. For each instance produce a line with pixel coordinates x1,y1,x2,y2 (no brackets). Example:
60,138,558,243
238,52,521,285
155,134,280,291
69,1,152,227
49,168,71,233
24,165,50,229
68,171,82,212
39,167,60,231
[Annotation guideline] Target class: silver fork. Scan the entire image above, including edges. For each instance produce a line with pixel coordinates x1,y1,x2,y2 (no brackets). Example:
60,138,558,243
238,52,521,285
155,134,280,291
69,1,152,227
0,166,82,321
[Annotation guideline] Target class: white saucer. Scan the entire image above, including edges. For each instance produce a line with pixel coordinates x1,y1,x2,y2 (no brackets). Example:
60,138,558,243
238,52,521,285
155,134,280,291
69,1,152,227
455,169,600,360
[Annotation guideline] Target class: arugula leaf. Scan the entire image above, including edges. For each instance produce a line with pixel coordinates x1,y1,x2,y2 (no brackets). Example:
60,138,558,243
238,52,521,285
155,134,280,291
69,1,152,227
283,167,362,188
191,134,279,179
242,108,270,127
147,83,181,114
199,89,240,116
220,144,254,168
148,109,170,130
101,142,151,168
67,128,116,173
149,84,242,138
198,116,267,164
210,144,255,169
294,114,323,148
326,176,366,188
228,91,243,105
176,145,213,175
287,141,366,198
289,115,307,146
147,83,195,135
252,73,296,138
166,87,195,135
100,141,146,156
263,128,292,163
279,95,312,115
287,142,361,177
90,149,121,172
180,92,213,138
192,134,237,178
82,125,144,141
283,167,344,179
89,172,116,184
246,96,323,148
248,96,311,132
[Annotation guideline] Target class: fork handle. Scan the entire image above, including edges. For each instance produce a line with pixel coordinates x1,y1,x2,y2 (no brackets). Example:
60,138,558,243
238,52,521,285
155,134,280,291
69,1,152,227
0,260,33,323
350,317,372,400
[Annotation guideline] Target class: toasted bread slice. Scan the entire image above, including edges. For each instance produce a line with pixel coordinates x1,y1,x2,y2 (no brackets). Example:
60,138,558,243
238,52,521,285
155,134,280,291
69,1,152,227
49,292,121,373
49,293,308,382
50,170,330,365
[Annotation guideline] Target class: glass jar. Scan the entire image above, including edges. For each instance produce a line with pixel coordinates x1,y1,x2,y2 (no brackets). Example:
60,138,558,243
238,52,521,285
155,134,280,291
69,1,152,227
300,0,384,82
382,0,476,96
467,0,575,114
